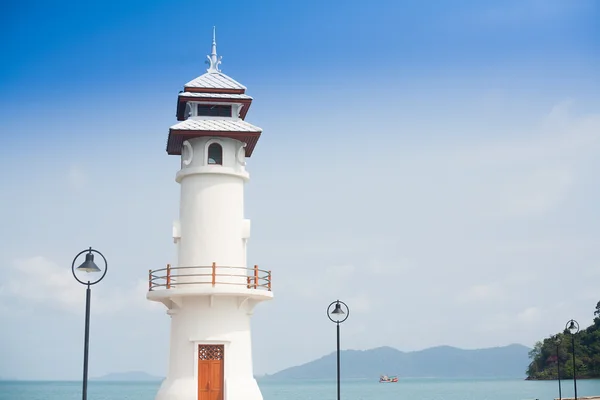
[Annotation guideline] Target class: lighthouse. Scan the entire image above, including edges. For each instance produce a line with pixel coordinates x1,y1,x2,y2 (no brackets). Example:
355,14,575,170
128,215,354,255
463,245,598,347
147,28,272,400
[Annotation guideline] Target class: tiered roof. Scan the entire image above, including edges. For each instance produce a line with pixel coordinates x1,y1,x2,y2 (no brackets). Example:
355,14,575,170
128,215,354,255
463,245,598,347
184,72,246,92
167,28,261,156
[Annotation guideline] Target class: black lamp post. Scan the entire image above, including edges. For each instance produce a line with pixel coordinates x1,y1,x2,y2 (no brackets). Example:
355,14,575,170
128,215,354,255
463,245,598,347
566,319,580,400
327,300,349,400
72,247,108,400
555,335,562,400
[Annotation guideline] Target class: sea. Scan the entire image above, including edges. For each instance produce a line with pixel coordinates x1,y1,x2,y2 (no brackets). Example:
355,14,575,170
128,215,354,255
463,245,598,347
1,378,600,400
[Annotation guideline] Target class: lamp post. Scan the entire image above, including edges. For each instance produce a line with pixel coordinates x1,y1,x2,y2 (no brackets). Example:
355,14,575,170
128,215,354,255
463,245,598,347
327,300,349,400
566,319,580,400
555,335,562,400
72,247,108,400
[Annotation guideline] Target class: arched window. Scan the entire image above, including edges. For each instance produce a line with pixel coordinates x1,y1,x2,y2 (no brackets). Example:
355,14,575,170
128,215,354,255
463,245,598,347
207,143,223,165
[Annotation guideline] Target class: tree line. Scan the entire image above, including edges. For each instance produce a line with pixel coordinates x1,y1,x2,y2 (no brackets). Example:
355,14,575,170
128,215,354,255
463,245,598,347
527,301,600,380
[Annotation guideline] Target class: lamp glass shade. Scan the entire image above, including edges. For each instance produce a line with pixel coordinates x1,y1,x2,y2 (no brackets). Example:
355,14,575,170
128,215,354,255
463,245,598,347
568,320,579,334
331,303,345,316
76,252,101,273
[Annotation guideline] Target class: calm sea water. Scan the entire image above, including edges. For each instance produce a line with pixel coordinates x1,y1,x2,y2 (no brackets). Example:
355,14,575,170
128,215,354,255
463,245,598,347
1,378,600,400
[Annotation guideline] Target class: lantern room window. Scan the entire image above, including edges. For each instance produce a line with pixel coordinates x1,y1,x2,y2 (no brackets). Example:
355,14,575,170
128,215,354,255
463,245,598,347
208,143,223,165
197,104,232,117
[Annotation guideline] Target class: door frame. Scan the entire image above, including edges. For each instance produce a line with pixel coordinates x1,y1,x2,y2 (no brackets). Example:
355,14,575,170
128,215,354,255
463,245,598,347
191,339,230,400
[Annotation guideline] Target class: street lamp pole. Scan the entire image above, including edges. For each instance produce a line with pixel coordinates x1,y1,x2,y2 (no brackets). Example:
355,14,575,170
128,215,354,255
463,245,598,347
83,284,91,398
555,335,562,400
327,300,349,400
336,322,340,400
566,319,580,400
72,247,108,400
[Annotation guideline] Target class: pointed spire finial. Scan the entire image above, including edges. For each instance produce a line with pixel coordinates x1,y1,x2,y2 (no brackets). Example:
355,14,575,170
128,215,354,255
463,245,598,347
206,26,222,73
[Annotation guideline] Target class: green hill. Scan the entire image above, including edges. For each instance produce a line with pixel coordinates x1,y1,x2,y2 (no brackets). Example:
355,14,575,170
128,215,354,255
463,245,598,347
264,344,530,380
527,301,600,380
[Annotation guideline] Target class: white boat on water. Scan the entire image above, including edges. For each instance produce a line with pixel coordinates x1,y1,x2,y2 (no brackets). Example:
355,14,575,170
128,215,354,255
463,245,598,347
379,375,398,383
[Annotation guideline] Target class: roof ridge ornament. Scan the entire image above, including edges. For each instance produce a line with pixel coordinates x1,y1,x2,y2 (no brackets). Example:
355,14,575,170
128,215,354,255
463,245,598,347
206,26,222,74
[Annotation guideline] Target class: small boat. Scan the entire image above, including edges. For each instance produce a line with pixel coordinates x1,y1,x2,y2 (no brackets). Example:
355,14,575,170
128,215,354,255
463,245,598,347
379,375,398,383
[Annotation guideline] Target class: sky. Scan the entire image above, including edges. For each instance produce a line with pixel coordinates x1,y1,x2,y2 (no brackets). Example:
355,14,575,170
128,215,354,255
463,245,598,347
1,0,599,381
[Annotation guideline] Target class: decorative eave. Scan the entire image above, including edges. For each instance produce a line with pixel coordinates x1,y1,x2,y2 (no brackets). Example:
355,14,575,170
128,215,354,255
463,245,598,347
178,92,253,100
184,86,246,95
176,92,253,121
167,119,262,157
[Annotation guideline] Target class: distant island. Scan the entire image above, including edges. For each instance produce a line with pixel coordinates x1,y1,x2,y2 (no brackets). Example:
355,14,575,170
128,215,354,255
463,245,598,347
92,371,163,381
527,300,600,380
262,344,531,380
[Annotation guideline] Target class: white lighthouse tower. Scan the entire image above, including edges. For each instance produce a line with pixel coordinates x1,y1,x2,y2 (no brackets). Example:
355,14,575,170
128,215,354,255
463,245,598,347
147,28,272,400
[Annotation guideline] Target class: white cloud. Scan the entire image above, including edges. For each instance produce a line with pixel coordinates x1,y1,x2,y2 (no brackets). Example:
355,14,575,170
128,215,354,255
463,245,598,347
368,257,416,276
2,256,82,313
67,165,87,190
516,307,543,324
577,289,600,302
457,284,503,304
324,264,355,280
495,166,573,217
0,256,162,316
542,98,575,131
475,306,543,334
443,101,600,220
282,264,355,299
474,312,514,333
345,293,371,313
470,0,587,25
448,100,600,167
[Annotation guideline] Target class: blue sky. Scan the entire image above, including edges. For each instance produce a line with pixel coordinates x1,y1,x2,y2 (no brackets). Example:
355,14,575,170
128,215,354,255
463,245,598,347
2,0,599,89
1,0,599,381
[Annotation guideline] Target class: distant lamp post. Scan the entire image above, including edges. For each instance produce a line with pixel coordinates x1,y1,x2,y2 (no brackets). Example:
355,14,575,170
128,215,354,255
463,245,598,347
327,300,349,400
566,319,580,400
72,247,108,400
555,335,562,400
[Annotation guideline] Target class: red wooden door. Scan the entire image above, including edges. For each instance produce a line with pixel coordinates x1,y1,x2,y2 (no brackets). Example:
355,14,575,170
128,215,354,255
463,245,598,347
198,345,224,400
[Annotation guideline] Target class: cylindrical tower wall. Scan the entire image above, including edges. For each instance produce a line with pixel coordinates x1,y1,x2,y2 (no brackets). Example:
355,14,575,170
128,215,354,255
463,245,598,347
175,137,249,287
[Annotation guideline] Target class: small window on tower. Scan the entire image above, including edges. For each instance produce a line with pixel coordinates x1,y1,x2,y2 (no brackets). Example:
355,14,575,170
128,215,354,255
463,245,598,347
197,104,232,117
207,143,223,165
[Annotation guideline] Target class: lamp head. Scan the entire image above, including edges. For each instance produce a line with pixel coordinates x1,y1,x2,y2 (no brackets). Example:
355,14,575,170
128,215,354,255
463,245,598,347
76,250,101,273
331,302,345,316
567,319,579,334
327,300,349,324
554,335,562,345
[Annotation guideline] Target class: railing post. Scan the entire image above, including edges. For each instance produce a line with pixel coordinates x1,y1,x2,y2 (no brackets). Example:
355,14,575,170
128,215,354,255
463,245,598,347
166,264,171,289
268,270,272,291
247,276,251,289
212,262,216,287
254,265,258,289
148,269,152,291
